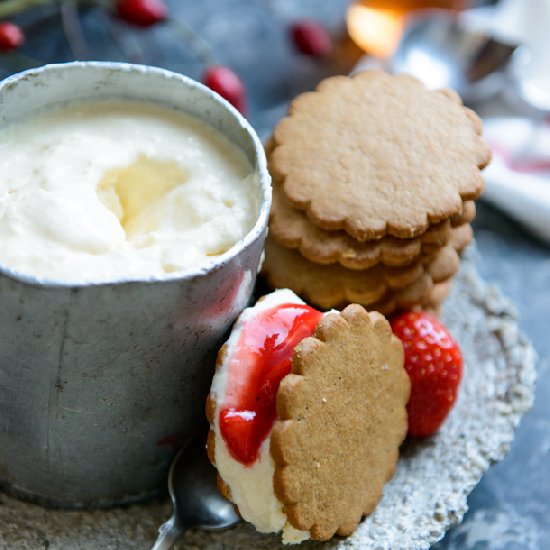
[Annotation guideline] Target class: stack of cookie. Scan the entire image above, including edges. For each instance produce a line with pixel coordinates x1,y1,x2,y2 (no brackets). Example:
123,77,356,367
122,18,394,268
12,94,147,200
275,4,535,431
262,71,491,314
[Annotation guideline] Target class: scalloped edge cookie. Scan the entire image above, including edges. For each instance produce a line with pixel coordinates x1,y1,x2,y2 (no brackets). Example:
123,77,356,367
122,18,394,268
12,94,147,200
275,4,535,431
270,71,491,241
262,237,460,310
272,305,410,540
269,179,455,270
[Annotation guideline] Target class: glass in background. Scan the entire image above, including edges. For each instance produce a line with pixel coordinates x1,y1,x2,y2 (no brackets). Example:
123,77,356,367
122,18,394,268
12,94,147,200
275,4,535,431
347,0,467,57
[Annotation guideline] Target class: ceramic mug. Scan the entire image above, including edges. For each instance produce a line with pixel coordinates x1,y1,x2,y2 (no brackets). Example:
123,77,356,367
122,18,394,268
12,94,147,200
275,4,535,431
0,62,271,507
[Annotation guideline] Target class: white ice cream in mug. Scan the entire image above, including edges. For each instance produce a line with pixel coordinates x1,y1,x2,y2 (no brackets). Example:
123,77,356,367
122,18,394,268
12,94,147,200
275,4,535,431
0,100,259,282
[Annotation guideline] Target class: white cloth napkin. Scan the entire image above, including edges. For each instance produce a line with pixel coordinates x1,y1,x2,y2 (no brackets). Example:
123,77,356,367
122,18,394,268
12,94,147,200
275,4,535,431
465,0,550,245
482,117,550,244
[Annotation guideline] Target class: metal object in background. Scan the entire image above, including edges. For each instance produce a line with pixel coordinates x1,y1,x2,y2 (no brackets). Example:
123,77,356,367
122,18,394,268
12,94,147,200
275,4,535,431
0,62,271,508
510,45,550,114
391,9,516,101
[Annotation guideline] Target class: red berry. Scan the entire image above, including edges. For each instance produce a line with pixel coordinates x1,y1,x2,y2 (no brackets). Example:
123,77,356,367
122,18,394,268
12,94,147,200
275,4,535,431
290,20,331,57
116,0,167,28
203,65,247,115
390,311,463,438
0,22,24,53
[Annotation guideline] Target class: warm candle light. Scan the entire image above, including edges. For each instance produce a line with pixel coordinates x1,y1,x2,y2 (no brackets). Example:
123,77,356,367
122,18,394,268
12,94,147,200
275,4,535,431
347,4,404,58
347,1,465,58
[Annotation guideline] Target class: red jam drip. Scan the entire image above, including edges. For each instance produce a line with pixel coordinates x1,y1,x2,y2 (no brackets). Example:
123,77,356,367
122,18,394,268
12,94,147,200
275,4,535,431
219,302,323,466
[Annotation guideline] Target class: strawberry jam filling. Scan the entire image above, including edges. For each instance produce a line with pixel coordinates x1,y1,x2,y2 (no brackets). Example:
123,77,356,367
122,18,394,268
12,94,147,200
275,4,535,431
219,302,323,466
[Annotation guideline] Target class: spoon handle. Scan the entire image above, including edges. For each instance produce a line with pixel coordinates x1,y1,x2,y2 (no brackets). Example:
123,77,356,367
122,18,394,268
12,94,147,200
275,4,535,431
151,515,182,550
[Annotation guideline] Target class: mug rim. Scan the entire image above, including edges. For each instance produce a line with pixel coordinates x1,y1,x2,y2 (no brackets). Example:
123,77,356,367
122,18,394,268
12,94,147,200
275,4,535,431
0,61,272,288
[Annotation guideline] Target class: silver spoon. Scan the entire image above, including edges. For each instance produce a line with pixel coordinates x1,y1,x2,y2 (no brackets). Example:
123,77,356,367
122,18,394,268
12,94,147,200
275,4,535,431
151,439,239,550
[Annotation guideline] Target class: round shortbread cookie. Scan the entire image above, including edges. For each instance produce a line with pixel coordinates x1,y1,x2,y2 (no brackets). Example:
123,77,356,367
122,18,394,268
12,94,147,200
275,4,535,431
270,71,491,241
338,277,453,317
262,238,460,310
359,274,435,316
450,201,476,228
423,223,473,257
269,180,454,270
451,223,474,252
272,305,410,540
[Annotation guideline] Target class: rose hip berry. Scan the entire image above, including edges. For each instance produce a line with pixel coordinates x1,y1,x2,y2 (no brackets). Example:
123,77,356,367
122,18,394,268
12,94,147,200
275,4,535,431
290,20,331,57
116,0,167,27
203,65,247,115
390,311,463,438
0,22,25,53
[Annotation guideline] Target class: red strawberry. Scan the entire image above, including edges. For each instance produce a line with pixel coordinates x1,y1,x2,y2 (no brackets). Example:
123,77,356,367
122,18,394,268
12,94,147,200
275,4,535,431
0,22,24,53
390,311,463,438
290,20,331,57
115,0,167,28
203,65,247,114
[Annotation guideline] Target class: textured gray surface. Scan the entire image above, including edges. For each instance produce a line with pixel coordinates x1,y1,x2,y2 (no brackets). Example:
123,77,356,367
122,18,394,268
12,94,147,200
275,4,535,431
0,257,536,549
435,203,549,550
0,1,548,548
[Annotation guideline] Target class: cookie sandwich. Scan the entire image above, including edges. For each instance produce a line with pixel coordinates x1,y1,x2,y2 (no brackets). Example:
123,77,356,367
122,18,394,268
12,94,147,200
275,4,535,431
206,289,410,542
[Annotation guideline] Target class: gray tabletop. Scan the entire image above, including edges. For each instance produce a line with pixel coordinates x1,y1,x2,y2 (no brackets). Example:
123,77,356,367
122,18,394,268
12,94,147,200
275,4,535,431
3,1,548,548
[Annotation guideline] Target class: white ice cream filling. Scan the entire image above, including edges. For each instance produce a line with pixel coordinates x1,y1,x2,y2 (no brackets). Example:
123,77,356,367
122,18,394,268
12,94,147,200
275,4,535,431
0,100,259,282
210,289,311,543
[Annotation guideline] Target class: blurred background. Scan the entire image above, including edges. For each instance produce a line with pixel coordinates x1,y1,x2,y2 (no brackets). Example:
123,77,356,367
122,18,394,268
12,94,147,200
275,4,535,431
0,1,548,548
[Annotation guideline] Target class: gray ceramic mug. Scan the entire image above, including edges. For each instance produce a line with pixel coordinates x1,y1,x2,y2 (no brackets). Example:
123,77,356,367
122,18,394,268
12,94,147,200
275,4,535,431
0,62,271,507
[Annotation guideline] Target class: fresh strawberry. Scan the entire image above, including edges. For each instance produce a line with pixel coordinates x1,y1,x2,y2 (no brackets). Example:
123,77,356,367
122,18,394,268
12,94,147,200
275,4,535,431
390,311,463,438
